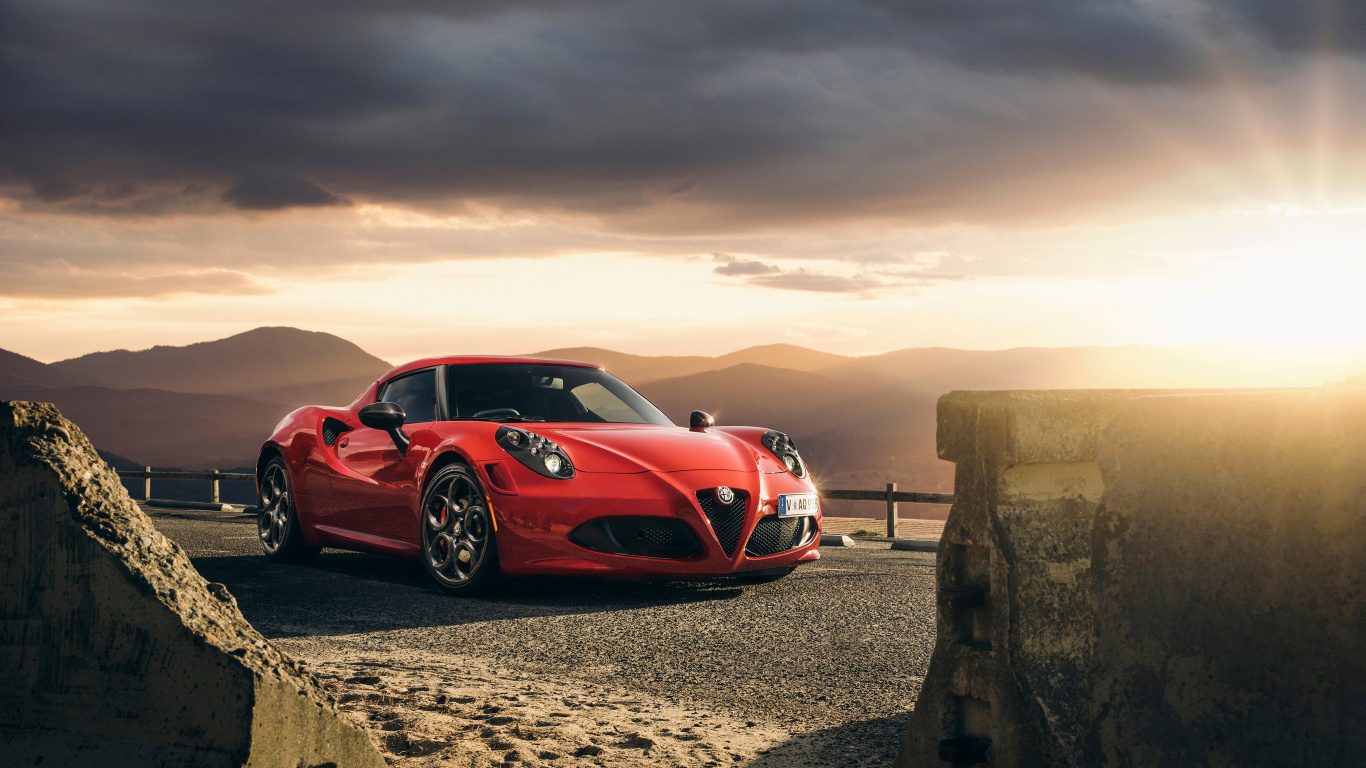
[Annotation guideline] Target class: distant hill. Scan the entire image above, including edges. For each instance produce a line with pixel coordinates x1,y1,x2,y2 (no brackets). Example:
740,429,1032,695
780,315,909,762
51,326,391,396
528,343,849,385
2,326,392,469
711,344,848,374
525,347,715,385
826,342,1366,391
1,383,287,468
636,363,846,434
239,376,380,410
0,347,91,390
8,329,1366,519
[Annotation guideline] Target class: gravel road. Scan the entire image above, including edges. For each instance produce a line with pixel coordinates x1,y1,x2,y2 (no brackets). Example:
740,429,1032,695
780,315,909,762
147,507,937,767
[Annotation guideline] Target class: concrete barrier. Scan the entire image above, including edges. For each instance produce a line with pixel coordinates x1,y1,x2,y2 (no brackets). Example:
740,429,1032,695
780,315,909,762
897,390,1159,768
1090,391,1366,766
0,401,384,768
896,389,1366,767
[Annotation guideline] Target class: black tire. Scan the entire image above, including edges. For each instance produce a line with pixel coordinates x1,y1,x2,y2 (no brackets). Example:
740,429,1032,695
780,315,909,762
258,456,321,563
735,566,796,583
420,463,501,595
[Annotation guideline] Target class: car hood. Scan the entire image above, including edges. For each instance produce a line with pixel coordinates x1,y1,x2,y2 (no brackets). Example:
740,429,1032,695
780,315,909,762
537,425,767,474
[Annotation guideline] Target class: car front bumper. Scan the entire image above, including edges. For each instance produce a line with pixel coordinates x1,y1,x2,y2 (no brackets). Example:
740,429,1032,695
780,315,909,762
479,464,821,578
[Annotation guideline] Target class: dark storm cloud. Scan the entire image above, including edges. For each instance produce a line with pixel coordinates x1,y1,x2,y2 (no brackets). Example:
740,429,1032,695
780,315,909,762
220,175,351,210
0,0,1351,220
1221,1,1366,53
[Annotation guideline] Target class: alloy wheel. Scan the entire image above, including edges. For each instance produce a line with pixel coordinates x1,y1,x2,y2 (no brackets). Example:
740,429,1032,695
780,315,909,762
422,470,493,587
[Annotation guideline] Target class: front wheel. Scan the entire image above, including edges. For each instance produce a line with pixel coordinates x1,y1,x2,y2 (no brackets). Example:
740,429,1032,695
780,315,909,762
421,464,501,594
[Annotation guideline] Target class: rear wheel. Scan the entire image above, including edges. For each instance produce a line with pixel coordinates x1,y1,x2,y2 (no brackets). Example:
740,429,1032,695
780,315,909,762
421,463,501,594
258,457,321,563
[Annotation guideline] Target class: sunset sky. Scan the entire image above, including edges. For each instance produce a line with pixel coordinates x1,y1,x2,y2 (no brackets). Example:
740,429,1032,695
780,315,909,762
4,1,1366,364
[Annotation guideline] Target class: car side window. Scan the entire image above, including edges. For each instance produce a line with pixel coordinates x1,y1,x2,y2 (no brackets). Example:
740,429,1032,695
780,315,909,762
378,369,438,424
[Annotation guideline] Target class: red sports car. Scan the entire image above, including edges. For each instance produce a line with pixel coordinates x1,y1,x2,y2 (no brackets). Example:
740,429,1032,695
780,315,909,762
256,356,822,592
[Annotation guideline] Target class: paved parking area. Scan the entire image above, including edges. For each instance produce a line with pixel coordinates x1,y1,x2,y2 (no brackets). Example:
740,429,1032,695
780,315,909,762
147,507,937,767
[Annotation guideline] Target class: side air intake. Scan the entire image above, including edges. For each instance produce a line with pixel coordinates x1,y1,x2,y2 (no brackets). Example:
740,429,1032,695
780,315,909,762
569,517,703,559
321,417,352,447
744,515,815,557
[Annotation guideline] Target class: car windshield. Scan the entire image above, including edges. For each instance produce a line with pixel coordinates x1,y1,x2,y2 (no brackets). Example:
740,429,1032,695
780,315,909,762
445,363,673,425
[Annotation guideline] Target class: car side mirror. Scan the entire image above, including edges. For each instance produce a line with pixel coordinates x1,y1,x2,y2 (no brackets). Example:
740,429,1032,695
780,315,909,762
359,402,410,454
690,410,715,431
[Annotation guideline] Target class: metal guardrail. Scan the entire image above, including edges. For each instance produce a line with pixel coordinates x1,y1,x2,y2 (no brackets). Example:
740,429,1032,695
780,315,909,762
116,467,254,504
113,467,952,538
820,483,954,538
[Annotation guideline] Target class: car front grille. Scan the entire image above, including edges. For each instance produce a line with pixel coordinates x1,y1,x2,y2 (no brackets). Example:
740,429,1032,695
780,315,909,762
568,516,702,559
744,515,814,557
696,489,748,557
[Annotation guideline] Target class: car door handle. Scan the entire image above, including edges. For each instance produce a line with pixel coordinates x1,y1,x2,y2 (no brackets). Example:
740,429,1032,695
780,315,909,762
339,437,349,448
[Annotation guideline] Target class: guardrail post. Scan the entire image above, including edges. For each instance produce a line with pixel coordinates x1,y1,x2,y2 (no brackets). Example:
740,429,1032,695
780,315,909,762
211,469,220,504
144,466,152,502
886,482,898,538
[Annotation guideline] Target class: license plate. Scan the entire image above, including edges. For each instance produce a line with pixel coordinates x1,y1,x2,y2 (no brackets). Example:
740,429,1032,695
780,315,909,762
777,493,819,517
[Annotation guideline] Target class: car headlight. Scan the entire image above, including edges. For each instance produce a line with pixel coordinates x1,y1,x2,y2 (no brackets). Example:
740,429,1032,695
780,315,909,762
496,426,575,479
761,430,806,478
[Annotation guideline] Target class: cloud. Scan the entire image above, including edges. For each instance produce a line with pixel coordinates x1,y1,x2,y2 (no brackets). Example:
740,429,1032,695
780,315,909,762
0,260,271,299
710,250,972,294
642,177,701,204
2,0,1357,233
711,252,780,276
3,0,1365,309
1222,1,1366,53
714,260,780,276
221,175,351,211
748,269,885,294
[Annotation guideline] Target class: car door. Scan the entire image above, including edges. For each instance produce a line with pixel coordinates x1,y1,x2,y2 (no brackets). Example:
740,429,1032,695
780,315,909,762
331,367,441,542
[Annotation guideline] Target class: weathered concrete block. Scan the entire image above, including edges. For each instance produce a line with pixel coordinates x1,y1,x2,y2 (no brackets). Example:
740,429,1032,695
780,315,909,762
1090,391,1366,766
907,388,1207,765
899,390,1170,768
899,388,1365,768
0,401,384,768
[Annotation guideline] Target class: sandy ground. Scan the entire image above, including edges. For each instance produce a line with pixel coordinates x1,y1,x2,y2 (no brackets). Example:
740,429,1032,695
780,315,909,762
288,644,796,767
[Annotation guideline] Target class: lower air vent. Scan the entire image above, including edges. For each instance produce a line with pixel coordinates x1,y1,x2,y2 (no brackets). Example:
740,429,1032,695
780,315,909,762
744,515,814,557
696,489,748,557
569,517,703,559
321,417,352,447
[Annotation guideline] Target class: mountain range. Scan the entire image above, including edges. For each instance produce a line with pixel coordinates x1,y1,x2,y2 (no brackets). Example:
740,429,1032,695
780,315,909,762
4,327,1365,518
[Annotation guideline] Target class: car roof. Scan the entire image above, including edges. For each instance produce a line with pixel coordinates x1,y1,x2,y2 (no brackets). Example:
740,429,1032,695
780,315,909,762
381,355,604,382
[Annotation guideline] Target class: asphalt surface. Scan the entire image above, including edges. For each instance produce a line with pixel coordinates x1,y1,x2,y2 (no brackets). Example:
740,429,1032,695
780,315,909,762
147,507,937,766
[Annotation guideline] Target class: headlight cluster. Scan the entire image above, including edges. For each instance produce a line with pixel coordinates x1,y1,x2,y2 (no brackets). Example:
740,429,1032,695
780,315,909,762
761,430,807,478
496,425,576,479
